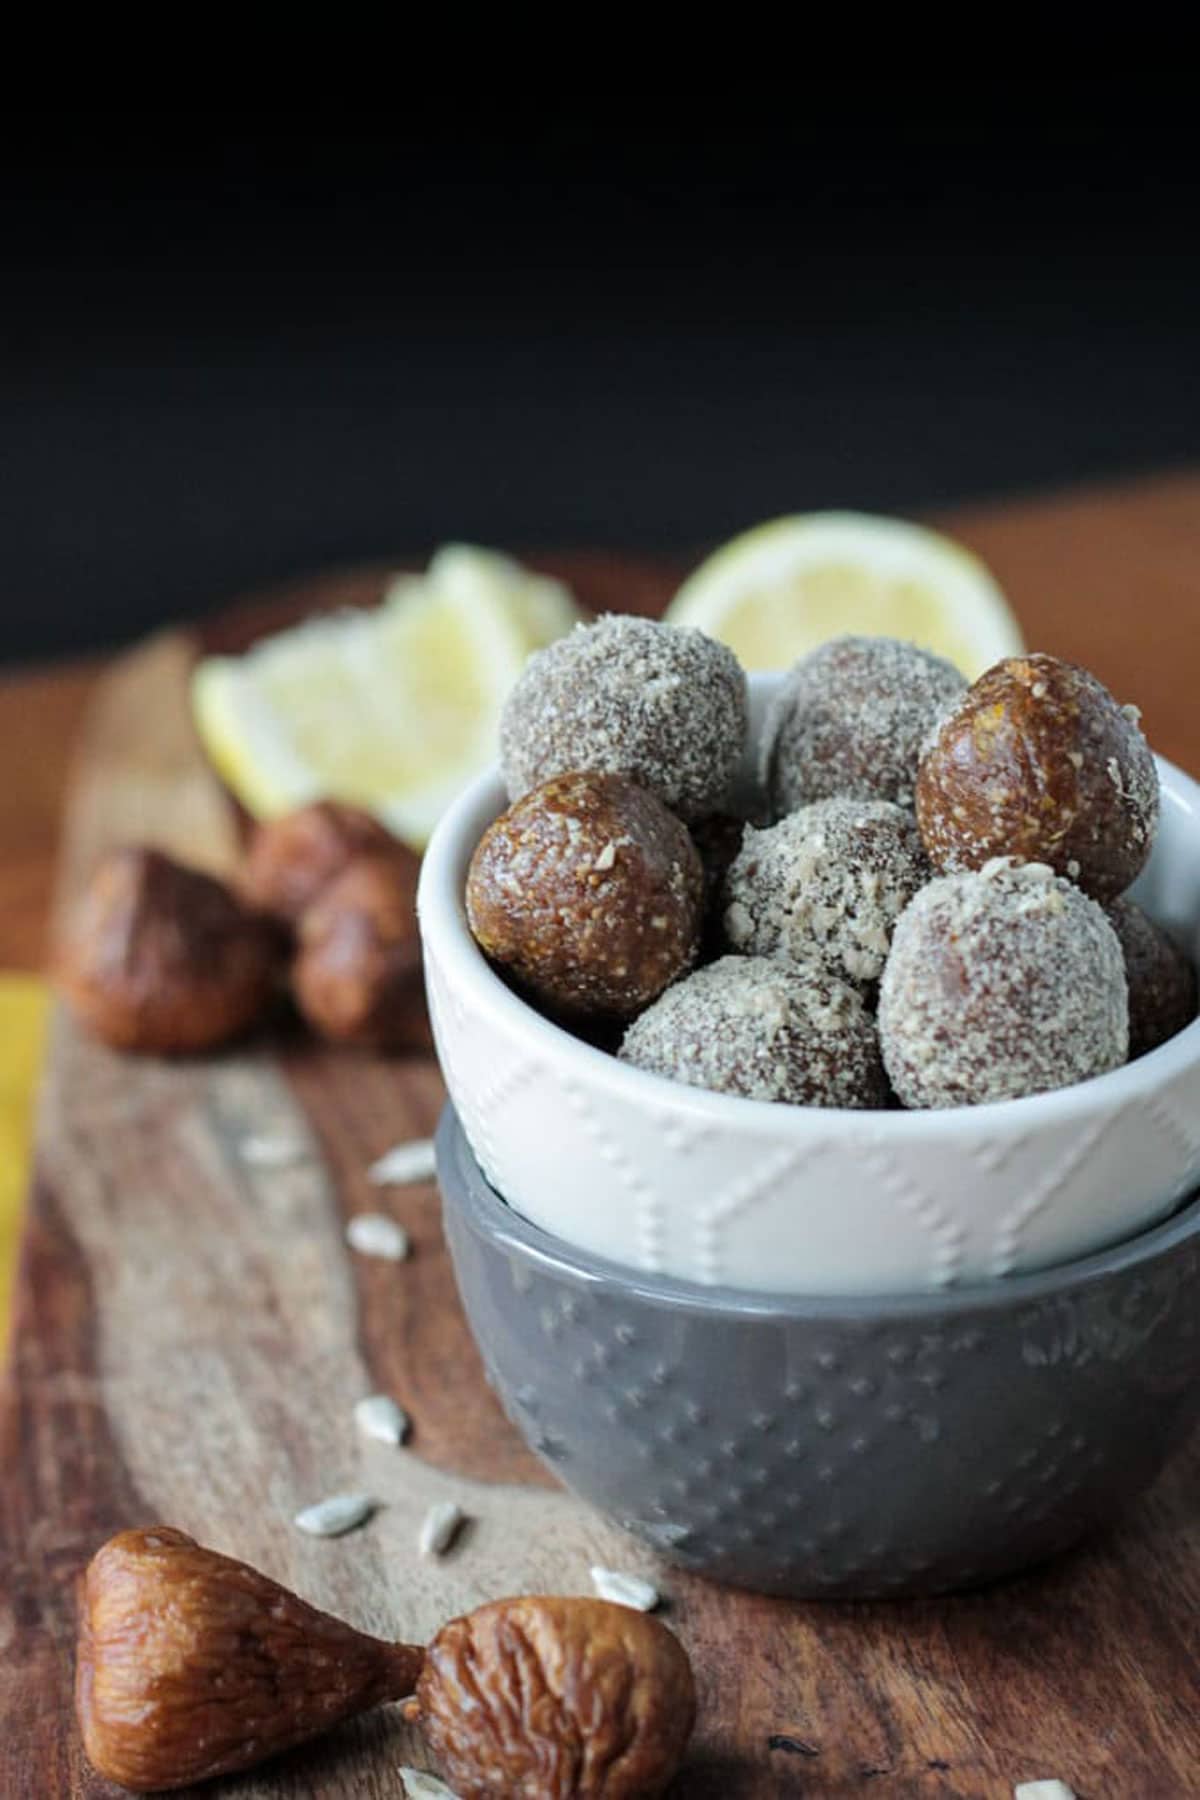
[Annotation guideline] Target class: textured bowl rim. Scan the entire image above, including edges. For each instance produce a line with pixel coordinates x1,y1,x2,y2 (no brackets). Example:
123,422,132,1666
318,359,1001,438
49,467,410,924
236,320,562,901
418,747,1200,1143
438,1104,1200,1319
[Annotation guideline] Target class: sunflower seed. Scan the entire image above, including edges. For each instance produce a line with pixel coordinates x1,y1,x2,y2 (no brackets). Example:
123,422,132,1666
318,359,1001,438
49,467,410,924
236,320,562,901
346,1214,410,1261
239,1134,307,1169
354,1394,410,1446
369,1139,438,1186
589,1566,660,1611
293,1492,376,1537
418,1500,465,1557
1014,1785,1076,1800
400,1772,461,1799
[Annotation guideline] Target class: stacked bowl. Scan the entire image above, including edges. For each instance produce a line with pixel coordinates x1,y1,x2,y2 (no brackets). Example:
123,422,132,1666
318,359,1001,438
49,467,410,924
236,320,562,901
418,674,1200,1597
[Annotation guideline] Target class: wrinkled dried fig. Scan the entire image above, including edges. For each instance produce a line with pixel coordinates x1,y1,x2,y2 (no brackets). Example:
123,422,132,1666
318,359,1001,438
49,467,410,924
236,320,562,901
411,1594,696,1799
76,1526,424,1792
292,849,425,1049
243,801,403,925
56,847,282,1053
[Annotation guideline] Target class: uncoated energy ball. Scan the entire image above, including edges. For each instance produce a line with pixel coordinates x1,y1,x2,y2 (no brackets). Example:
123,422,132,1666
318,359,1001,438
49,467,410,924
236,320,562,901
466,771,703,1023
878,860,1128,1108
1106,896,1197,1059
724,798,930,986
500,614,748,822
915,652,1159,899
620,954,888,1108
760,635,967,815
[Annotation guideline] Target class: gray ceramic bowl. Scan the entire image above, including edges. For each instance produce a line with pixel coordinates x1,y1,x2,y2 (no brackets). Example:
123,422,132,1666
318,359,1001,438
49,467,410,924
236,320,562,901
438,1105,1200,1598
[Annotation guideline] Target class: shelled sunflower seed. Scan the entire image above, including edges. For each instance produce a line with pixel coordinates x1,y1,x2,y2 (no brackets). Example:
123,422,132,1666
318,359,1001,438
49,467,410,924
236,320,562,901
345,1214,410,1261
369,1139,437,1186
354,1394,410,1446
400,1771,461,1799
293,1493,376,1538
589,1566,661,1612
239,1134,308,1169
418,1500,466,1557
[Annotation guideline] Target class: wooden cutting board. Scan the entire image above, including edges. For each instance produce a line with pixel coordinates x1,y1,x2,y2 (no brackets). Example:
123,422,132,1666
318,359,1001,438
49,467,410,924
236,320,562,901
4,500,1200,1798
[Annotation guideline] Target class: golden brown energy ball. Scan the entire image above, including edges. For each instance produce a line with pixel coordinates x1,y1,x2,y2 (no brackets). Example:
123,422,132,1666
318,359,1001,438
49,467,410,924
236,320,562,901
243,801,401,926
760,635,967,815
499,614,748,821
1106,896,1197,1059
466,771,703,1023
620,953,888,1108
915,653,1159,899
56,846,281,1053
292,849,425,1050
878,860,1128,1108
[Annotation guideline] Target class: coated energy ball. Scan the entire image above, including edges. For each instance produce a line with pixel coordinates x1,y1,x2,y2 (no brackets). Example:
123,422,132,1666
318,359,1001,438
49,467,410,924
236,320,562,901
878,860,1128,1108
1106,896,1197,1059
467,771,703,1023
619,954,888,1108
499,614,748,821
243,801,401,925
724,798,929,985
56,847,281,1054
760,635,967,815
915,652,1159,899
292,850,425,1050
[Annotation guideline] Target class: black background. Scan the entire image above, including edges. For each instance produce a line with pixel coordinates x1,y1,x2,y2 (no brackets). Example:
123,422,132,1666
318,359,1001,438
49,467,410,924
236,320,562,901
3,90,1197,664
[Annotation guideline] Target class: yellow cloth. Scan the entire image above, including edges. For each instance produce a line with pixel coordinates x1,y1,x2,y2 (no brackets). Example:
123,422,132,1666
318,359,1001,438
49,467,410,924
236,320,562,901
0,977,50,1347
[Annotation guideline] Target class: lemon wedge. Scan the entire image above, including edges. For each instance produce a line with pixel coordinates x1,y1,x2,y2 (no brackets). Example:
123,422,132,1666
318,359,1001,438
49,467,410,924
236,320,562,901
666,512,1023,678
192,547,584,849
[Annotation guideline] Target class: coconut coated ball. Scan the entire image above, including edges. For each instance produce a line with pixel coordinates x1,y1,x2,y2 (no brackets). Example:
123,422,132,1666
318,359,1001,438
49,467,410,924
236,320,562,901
760,635,967,816
500,614,748,822
878,859,1128,1108
724,798,930,986
619,954,888,1108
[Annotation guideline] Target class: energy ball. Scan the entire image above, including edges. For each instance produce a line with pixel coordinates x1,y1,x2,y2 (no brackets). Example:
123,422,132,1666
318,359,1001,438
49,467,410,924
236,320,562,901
724,798,930,986
916,652,1159,900
1106,896,1197,1059
878,860,1128,1108
499,614,747,821
466,771,703,1023
619,954,888,1108
760,635,967,815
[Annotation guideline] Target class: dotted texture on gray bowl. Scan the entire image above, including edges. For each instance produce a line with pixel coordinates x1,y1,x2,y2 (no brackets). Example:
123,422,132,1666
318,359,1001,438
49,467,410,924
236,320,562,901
436,1106,1200,1599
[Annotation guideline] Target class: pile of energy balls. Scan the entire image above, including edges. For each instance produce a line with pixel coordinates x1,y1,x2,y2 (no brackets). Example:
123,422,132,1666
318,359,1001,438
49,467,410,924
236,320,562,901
466,618,1196,1110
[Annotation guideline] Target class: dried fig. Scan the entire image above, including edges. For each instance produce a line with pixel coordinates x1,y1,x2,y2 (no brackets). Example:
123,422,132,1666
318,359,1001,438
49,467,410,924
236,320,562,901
292,849,425,1049
56,846,281,1053
243,800,402,925
411,1593,696,1799
76,1526,424,1792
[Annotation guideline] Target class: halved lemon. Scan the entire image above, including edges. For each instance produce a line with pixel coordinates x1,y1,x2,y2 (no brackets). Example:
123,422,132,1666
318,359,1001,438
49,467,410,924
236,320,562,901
666,512,1023,678
192,547,584,849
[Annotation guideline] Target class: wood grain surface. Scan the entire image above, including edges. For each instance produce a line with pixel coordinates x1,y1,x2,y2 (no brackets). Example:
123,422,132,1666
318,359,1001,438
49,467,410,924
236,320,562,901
3,475,1200,1798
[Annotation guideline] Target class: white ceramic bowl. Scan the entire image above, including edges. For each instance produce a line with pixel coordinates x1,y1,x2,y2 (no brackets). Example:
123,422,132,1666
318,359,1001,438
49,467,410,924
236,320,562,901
418,675,1200,1296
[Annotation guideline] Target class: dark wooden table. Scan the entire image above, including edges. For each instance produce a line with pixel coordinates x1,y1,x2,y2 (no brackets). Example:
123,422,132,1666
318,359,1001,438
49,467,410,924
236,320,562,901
3,472,1200,1798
